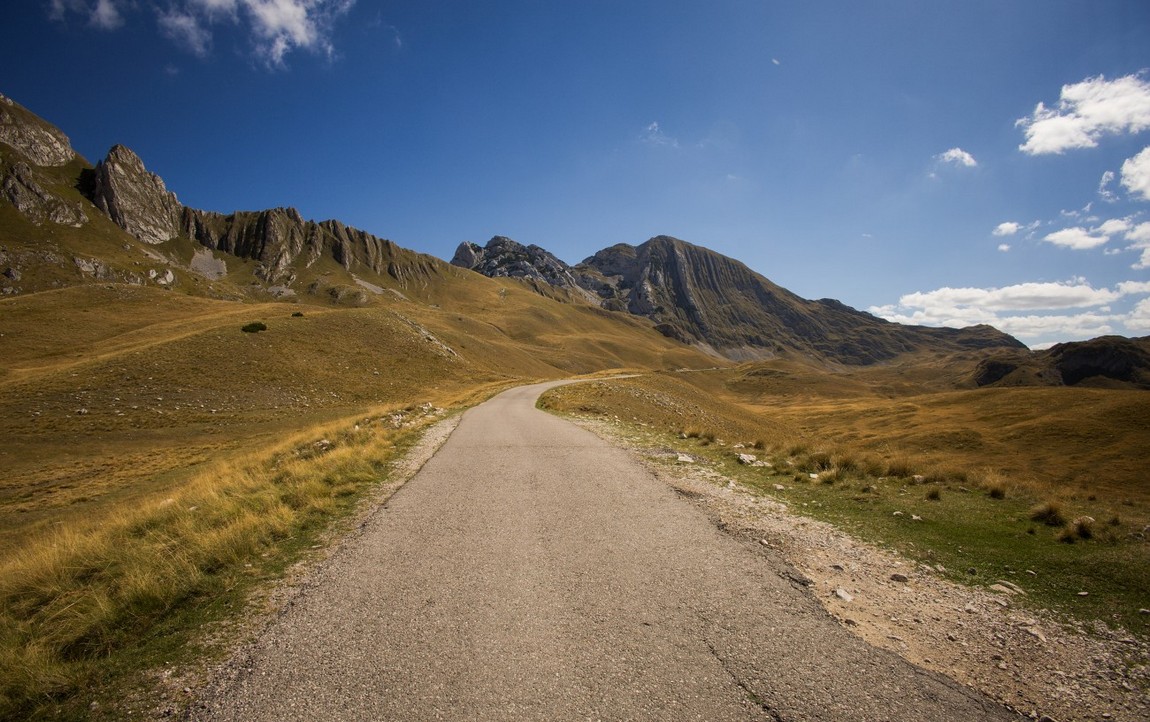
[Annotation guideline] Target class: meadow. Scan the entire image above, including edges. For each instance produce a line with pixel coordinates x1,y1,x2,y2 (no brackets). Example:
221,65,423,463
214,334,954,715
2,274,1147,719
0,278,706,719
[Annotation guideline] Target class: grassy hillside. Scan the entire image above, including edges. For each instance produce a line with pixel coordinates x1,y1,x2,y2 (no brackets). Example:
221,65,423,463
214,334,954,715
0,275,713,719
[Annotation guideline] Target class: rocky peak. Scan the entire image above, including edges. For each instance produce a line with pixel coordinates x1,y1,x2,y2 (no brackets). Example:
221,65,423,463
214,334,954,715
0,94,76,167
90,144,182,245
451,236,585,291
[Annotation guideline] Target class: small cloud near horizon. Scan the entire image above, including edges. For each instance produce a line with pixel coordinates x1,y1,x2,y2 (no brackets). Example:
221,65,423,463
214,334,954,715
870,278,1150,347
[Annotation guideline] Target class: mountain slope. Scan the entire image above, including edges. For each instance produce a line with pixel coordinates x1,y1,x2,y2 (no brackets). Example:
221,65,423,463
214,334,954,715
456,234,1025,364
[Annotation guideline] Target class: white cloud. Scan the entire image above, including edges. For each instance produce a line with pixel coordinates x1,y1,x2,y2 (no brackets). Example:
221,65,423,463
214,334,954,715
1128,298,1150,332
1017,73,1150,155
894,280,1122,313
1121,146,1150,201
936,147,977,167
870,278,1150,346
49,0,356,67
49,0,124,29
1044,227,1109,249
91,0,123,28
245,0,327,65
1099,170,1118,202
1118,280,1150,295
1123,221,1150,269
993,221,1021,236
1042,216,1135,250
159,10,212,56
771,58,781,66
998,243,1011,252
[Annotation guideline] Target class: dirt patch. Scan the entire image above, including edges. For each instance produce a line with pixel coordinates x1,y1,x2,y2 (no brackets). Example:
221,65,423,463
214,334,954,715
574,416,1150,722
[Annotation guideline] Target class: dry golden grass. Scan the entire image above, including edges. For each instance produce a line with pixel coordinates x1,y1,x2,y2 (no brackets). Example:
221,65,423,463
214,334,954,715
0,276,717,718
0,403,438,719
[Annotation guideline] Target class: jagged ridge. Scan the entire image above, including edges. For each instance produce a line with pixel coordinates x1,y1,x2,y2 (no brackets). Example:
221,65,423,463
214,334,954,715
455,234,1025,364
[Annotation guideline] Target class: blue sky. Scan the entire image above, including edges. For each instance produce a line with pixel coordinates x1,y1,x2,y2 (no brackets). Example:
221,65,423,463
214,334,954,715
4,1,1150,348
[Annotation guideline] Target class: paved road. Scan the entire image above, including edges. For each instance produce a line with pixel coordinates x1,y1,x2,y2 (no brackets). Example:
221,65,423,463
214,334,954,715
190,381,1016,721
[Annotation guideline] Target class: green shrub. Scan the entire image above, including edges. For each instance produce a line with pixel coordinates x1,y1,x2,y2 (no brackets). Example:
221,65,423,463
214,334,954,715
241,322,268,333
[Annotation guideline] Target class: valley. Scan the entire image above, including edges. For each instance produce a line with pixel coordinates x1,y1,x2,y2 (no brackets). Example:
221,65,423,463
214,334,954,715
1,92,1148,719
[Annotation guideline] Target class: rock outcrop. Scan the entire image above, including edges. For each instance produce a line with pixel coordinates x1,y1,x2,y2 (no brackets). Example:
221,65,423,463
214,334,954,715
970,336,1150,389
452,236,584,290
1045,335,1150,386
1,160,87,226
78,142,446,288
0,94,76,167
90,145,182,245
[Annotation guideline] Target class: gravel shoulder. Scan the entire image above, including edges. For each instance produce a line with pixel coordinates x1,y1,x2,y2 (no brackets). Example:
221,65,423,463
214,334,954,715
566,416,1150,722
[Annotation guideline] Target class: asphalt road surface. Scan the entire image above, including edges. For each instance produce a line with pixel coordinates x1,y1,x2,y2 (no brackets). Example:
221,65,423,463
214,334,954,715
190,380,1017,721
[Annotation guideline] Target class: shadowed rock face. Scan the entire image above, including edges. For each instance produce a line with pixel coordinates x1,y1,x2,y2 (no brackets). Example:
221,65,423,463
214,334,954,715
1047,336,1150,386
968,336,1150,389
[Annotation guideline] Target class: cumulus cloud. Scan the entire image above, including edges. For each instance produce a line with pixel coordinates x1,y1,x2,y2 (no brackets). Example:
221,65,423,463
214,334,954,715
935,147,977,167
1017,73,1150,155
998,243,1011,252
870,278,1150,346
1128,298,1150,332
891,280,1122,313
1043,227,1109,250
1121,146,1150,201
1043,217,1134,250
1127,221,1150,269
49,0,356,67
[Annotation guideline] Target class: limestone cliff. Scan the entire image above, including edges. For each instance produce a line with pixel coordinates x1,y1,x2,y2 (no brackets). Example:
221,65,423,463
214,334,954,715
0,94,75,167
90,145,182,244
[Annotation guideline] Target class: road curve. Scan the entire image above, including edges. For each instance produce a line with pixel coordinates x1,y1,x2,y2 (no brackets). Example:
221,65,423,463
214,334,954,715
189,380,1017,721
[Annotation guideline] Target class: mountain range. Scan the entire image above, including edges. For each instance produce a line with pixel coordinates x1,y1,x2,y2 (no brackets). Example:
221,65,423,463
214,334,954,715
4,91,1148,385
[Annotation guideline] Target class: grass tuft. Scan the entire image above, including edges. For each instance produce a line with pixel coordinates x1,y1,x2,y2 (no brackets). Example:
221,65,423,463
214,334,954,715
1029,501,1067,527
